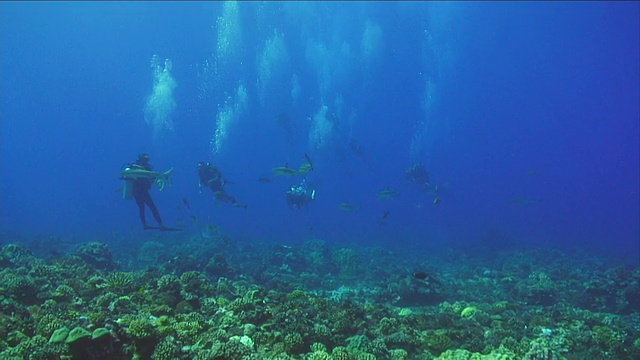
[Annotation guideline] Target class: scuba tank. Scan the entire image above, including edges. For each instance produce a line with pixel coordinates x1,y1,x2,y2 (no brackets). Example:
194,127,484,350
122,179,134,200
121,164,134,200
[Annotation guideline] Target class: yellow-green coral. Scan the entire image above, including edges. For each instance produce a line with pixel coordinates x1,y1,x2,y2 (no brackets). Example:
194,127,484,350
51,284,76,300
331,346,351,360
310,342,327,353
127,317,156,339
592,325,625,351
174,320,204,338
151,337,181,360
461,306,477,318
436,348,516,360
379,317,399,335
49,327,70,343
390,349,408,360
66,327,91,344
106,272,134,288
37,315,65,338
287,289,307,299
424,329,453,354
283,332,303,351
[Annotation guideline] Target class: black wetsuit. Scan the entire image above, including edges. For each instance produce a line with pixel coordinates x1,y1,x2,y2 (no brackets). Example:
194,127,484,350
198,164,241,206
198,164,224,192
132,160,163,229
286,183,313,209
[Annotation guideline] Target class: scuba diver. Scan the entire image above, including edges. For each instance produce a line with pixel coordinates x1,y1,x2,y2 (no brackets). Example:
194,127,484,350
405,163,431,188
122,153,167,230
286,179,316,209
197,162,246,208
405,163,443,205
197,162,224,192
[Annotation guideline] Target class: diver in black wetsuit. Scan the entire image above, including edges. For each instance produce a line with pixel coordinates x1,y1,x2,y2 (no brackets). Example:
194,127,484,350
197,162,246,208
286,179,316,209
131,153,166,230
197,162,224,193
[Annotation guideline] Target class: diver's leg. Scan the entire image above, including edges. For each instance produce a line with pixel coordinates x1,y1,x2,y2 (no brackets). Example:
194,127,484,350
134,195,148,229
143,192,164,227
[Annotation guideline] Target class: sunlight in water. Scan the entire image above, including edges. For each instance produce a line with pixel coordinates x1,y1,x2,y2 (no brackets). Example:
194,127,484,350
144,55,177,139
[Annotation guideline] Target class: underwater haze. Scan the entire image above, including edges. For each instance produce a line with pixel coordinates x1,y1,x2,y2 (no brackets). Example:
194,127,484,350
1,1,638,262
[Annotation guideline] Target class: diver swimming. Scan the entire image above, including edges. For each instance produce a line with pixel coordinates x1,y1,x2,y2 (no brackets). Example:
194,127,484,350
197,162,246,208
286,179,316,209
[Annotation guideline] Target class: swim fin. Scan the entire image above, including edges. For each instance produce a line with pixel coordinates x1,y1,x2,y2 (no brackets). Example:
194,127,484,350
144,226,183,231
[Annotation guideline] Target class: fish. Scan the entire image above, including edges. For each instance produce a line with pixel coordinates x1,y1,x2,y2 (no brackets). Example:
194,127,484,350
381,210,390,219
121,167,173,181
433,197,441,205
413,271,443,286
304,153,314,170
297,162,313,175
413,271,428,280
376,188,399,200
213,190,237,204
233,202,248,209
182,197,191,209
338,202,360,211
190,215,198,223
507,198,541,207
258,177,273,183
272,166,300,176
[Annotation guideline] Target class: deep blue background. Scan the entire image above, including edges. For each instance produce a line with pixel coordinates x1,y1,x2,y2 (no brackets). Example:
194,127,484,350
1,2,638,262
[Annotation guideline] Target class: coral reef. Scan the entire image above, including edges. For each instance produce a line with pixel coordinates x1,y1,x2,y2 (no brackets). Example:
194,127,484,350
0,238,637,360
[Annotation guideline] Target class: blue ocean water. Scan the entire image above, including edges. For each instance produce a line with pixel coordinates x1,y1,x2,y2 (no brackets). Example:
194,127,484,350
1,2,638,263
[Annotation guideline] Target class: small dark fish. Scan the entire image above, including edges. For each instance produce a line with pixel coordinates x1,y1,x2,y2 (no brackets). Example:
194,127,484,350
413,271,443,286
214,190,236,204
190,215,198,223
182,197,191,209
258,177,272,183
377,188,399,200
381,210,390,219
339,202,360,211
413,271,428,280
233,202,248,209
